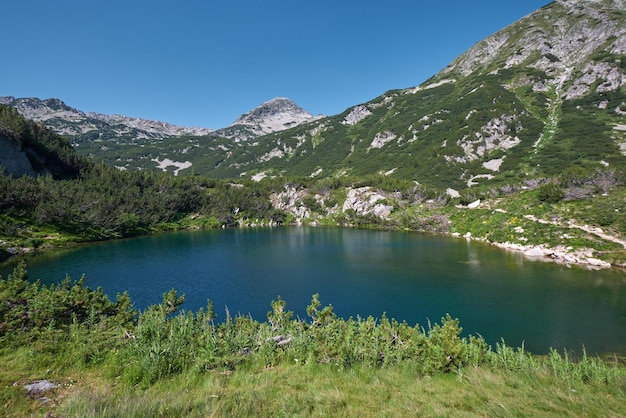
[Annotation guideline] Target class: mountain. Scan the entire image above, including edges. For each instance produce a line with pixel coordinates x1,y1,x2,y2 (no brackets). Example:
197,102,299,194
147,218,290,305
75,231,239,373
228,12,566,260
0,96,321,175
4,0,626,187
0,96,212,139
197,97,322,145
228,97,322,139
202,0,626,189
180,0,620,187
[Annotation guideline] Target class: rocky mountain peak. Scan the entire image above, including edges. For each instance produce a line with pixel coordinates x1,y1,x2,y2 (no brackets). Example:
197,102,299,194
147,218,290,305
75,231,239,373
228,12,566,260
440,0,626,80
231,97,321,135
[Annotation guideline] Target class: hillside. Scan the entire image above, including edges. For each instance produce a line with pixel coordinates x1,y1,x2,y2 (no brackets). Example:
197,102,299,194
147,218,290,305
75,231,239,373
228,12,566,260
205,0,626,190
4,1,625,189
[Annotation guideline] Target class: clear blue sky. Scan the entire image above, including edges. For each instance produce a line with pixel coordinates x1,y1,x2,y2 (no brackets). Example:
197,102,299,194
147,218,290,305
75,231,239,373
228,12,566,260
3,0,551,128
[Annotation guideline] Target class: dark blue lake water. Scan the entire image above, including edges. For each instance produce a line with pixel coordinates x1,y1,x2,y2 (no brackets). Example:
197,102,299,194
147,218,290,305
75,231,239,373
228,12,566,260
2,227,626,355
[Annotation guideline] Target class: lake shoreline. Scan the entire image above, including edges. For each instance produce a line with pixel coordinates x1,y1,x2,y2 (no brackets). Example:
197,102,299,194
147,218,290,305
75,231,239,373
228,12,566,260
2,220,626,272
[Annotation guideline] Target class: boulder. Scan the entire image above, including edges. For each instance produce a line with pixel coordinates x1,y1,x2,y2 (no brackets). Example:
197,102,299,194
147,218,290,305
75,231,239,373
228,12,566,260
524,247,545,257
467,199,481,209
23,380,59,395
586,258,611,268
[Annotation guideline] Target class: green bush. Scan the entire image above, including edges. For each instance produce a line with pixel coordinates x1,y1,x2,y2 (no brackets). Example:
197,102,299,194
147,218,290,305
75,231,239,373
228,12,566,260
537,182,565,203
0,261,134,344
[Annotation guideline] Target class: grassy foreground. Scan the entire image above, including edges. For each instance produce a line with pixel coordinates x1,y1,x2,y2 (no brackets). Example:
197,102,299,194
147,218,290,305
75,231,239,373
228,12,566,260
1,263,625,417
3,356,626,417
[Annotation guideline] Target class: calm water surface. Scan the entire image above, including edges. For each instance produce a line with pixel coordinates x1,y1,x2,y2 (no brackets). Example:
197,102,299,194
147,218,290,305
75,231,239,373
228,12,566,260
3,227,626,354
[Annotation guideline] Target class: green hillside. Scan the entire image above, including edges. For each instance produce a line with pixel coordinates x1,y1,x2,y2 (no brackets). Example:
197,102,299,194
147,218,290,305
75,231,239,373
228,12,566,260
176,0,626,190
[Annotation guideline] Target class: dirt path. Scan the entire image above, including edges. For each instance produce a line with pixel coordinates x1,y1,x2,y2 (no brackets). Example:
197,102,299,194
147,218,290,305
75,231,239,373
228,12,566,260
523,214,626,249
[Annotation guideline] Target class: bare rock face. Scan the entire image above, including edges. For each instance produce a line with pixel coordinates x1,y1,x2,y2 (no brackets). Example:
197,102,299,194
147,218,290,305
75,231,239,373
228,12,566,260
342,105,372,126
0,134,39,177
270,185,311,222
342,187,394,219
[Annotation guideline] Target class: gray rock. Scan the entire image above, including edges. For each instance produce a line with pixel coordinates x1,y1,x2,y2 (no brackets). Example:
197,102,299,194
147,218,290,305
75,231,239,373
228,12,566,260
524,247,546,258
23,380,59,395
0,135,38,178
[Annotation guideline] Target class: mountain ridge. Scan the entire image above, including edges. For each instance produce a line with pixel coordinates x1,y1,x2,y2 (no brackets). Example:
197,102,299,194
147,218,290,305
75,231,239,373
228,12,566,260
0,95,321,141
0,95,320,174
0,96,213,138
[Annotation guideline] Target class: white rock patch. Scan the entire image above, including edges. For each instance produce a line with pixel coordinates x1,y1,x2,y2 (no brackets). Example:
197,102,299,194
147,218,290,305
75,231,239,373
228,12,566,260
370,131,396,149
482,157,505,172
343,187,393,219
251,172,267,182
151,158,192,176
342,105,371,125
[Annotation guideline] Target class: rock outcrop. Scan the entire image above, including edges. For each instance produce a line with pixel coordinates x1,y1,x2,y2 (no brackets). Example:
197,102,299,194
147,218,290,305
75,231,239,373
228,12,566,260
342,187,394,219
0,134,39,177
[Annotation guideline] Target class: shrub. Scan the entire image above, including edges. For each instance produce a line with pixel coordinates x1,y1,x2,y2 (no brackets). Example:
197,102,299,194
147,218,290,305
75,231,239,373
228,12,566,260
0,261,134,342
537,181,564,203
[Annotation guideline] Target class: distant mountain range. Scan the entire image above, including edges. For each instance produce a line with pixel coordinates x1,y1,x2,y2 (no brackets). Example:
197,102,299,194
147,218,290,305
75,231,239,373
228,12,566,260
0,95,321,175
3,0,626,190
0,96,214,139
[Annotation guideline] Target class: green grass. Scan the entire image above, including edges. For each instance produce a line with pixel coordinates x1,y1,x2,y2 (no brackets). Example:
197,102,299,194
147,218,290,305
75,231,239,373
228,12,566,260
442,185,626,265
4,355,625,417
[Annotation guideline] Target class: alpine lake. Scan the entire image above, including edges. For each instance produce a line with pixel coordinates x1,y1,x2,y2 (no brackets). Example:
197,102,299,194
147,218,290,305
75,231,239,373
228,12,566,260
3,226,626,355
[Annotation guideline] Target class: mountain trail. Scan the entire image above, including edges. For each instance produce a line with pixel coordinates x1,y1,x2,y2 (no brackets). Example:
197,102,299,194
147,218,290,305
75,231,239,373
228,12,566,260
523,214,626,249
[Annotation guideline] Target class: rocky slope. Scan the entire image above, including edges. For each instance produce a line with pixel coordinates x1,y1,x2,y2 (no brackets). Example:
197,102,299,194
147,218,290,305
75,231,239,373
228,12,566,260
0,96,212,139
223,97,322,141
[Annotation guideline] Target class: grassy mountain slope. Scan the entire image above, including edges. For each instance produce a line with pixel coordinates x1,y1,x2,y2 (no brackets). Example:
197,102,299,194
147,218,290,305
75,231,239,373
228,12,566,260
5,2,625,189
194,0,626,189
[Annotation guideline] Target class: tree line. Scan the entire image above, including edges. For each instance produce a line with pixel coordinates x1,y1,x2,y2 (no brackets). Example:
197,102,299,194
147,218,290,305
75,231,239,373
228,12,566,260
0,105,296,247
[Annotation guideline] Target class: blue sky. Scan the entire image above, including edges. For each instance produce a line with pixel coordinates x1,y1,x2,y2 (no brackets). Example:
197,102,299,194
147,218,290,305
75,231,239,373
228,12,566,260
3,0,550,128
